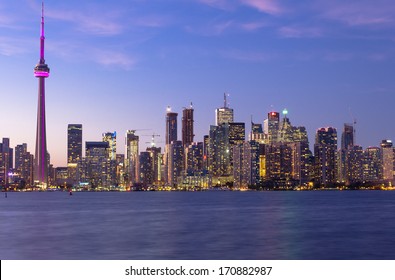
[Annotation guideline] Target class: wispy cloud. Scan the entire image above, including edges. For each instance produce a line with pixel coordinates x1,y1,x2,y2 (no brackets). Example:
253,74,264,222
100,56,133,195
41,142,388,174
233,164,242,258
0,36,32,56
92,49,136,70
185,19,234,36
47,7,124,36
131,15,171,28
240,0,283,15
240,21,267,31
278,26,323,38
197,0,283,14
197,0,234,10
317,0,395,27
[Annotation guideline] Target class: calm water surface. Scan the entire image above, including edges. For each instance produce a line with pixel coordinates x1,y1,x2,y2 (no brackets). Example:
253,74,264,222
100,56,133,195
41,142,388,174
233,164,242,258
1,191,395,260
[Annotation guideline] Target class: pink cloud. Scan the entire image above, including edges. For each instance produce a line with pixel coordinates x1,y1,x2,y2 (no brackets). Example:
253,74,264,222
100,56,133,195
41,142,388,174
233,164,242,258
279,26,323,38
240,0,283,15
318,0,395,27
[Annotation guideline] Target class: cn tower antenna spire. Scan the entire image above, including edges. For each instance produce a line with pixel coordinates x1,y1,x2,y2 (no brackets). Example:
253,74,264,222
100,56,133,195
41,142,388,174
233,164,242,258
40,1,45,63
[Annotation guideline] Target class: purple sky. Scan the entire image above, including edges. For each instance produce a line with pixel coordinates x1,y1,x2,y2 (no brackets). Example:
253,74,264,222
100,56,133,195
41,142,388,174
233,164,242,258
0,0,395,167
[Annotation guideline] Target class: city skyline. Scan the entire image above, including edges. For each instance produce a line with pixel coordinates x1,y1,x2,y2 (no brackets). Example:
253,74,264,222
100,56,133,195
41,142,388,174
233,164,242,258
1,0,395,167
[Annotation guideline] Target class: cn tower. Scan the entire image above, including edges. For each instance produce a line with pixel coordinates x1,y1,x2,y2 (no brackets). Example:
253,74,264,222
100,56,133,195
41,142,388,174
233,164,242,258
34,2,50,187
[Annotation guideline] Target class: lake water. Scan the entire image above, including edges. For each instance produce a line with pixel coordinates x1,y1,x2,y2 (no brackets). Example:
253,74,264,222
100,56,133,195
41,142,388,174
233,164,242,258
1,191,395,260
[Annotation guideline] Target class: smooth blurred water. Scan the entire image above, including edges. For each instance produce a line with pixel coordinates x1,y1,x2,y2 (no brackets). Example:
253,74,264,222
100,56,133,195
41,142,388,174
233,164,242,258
1,191,395,260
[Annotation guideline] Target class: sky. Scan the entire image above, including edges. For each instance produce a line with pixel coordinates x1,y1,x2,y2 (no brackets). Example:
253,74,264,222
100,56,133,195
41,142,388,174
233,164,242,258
0,0,395,167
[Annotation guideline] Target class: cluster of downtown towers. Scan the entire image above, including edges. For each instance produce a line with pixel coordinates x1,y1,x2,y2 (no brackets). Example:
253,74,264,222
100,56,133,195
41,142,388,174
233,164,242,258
1,7,395,190
1,98,394,190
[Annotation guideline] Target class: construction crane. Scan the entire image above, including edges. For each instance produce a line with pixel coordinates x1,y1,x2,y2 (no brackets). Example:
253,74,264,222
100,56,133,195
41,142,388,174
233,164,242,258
143,133,161,147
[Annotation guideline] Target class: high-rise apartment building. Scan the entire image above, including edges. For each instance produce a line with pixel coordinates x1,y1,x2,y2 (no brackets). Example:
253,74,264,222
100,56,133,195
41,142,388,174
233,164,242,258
85,141,114,188
166,107,178,145
139,152,153,187
67,124,82,186
102,132,117,160
314,127,338,187
208,124,231,180
381,140,394,183
125,130,139,185
345,145,364,185
233,141,260,188
15,143,34,187
0,138,12,187
185,142,204,174
182,104,194,147
167,141,184,187
146,146,162,184
263,142,293,182
363,147,382,182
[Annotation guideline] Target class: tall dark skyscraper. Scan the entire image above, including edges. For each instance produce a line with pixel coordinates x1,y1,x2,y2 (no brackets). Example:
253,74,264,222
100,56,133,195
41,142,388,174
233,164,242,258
166,106,178,145
125,130,139,185
34,3,50,187
0,138,12,187
67,124,83,164
341,123,354,150
182,104,194,147
314,127,338,186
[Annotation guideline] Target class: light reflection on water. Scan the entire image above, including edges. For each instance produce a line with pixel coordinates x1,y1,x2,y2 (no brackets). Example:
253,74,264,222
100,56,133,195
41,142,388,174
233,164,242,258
1,191,395,260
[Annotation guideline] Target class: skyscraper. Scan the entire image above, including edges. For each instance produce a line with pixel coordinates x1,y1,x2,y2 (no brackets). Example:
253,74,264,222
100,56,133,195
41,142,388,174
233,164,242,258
381,140,394,183
185,142,204,174
166,107,178,145
139,152,153,187
34,3,50,187
264,112,280,143
102,131,117,160
208,124,231,181
345,145,364,185
0,138,11,187
341,123,354,150
85,141,113,188
182,104,194,147
167,140,184,187
67,124,83,164
146,146,162,184
15,143,34,187
314,127,338,187
125,130,139,185
363,147,382,182
215,93,234,125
